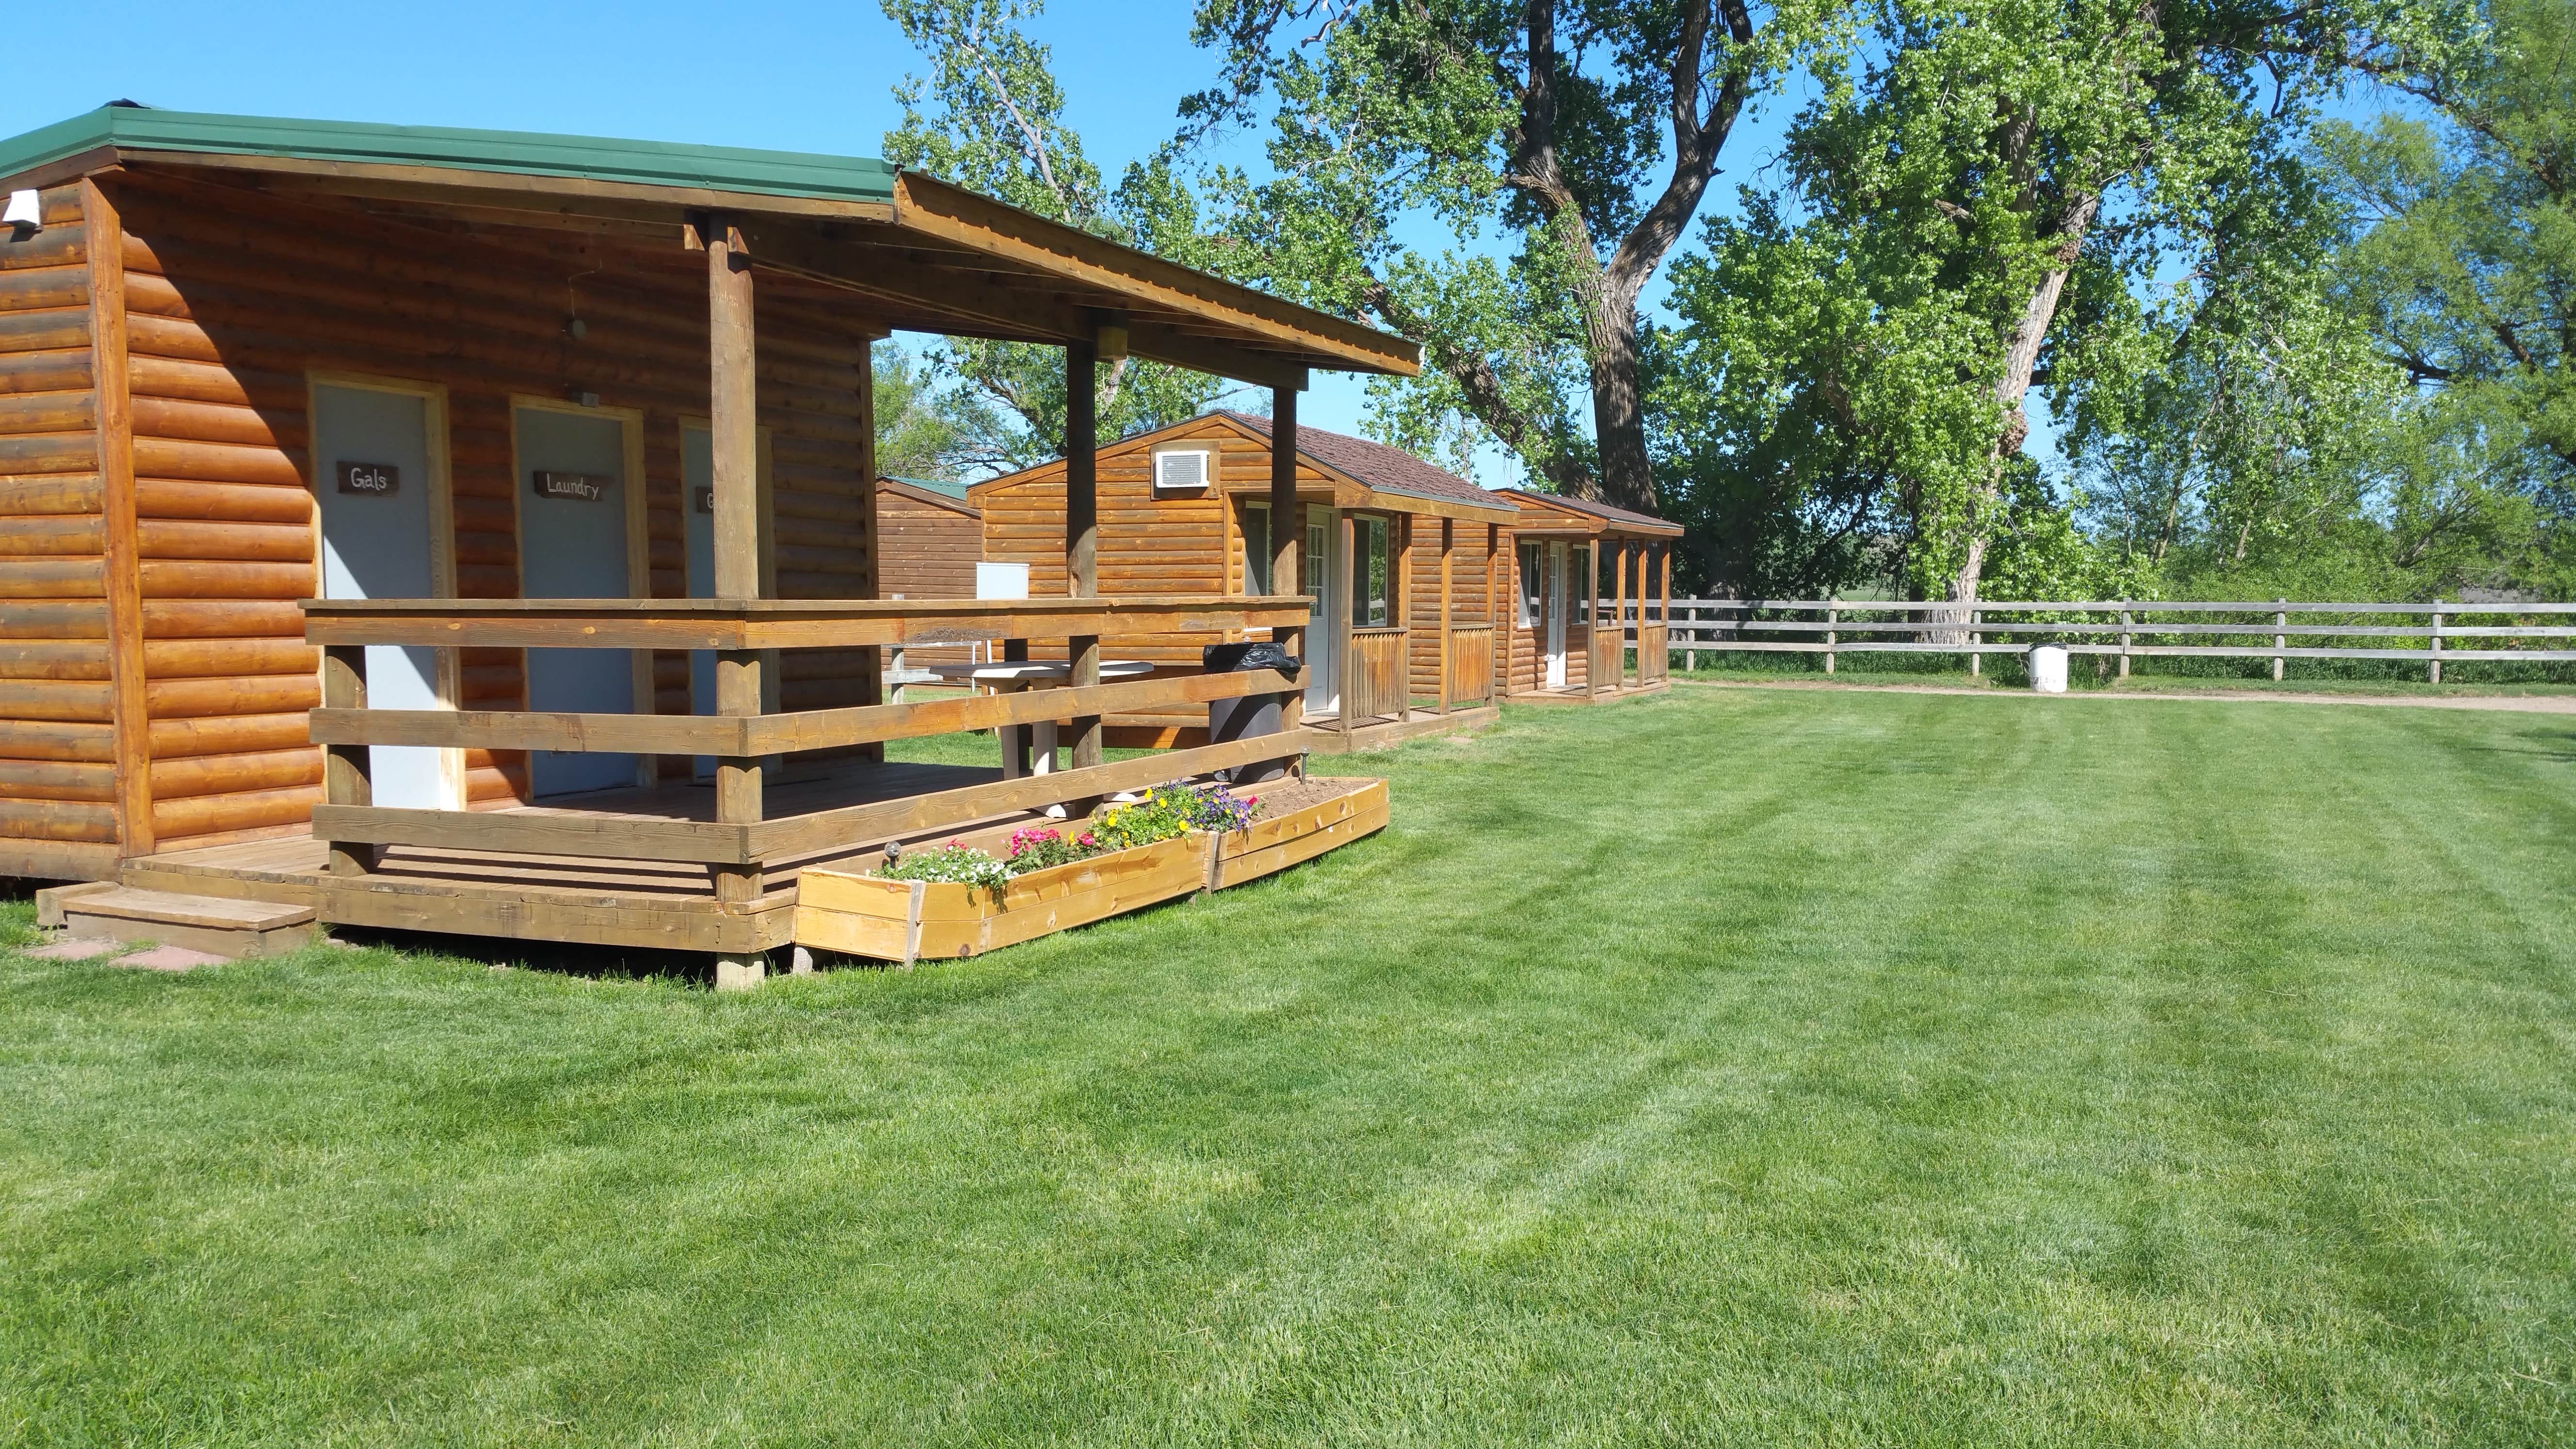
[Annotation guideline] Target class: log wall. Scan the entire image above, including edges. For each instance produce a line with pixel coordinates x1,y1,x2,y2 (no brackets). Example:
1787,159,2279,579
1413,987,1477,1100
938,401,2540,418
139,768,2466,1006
0,170,883,872
1401,519,1503,691
0,182,125,878
976,416,1311,669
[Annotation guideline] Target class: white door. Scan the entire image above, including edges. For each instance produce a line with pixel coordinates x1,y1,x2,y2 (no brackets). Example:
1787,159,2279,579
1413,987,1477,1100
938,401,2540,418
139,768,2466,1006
516,405,636,797
1545,543,1568,689
313,382,448,809
1304,506,1339,715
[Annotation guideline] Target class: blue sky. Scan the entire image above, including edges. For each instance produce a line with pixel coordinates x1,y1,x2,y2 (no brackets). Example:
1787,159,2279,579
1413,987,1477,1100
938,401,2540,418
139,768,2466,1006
1,0,1819,486
1,2,2411,488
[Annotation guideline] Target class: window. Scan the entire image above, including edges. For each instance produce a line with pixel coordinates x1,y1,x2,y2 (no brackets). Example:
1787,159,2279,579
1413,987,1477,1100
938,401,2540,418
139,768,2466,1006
1241,503,1270,595
1306,514,1330,598
1351,516,1391,626
1571,545,1594,623
1518,543,1543,627
1152,448,1211,493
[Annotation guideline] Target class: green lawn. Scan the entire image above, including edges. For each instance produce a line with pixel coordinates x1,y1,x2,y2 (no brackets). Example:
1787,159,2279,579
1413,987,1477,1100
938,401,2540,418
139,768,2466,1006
4,687,2573,1446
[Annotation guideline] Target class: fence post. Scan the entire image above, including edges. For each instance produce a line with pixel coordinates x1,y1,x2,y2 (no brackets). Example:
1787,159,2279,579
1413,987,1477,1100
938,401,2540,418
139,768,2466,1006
1684,600,1697,674
2429,598,2445,684
2118,602,2132,679
1967,606,1981,677
1824,600,1838,675
2273,598,2286,682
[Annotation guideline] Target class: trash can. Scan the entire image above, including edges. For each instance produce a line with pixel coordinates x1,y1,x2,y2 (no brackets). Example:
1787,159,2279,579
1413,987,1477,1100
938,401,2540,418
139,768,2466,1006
2027,643,2069,693
1204,641,1301,783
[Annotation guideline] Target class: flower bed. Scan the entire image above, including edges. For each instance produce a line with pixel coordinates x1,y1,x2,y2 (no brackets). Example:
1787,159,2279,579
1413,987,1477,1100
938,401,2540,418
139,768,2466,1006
792,776,1388,965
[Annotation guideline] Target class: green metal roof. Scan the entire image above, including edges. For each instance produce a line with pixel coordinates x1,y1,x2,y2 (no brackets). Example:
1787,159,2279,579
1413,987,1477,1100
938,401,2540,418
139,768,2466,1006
0,103,897,205
883,473,974,502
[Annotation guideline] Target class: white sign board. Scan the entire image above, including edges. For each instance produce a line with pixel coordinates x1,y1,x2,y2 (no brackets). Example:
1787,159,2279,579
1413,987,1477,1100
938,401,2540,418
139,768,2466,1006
975,561,1031,600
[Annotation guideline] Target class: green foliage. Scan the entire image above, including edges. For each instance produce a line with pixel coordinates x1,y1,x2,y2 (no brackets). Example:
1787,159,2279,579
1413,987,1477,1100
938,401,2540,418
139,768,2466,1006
1181,0,1842,506
882,0,1235,467
1660,0,2479,601
1085,789,1200,852
875,840,1012,893
874,345,1016,481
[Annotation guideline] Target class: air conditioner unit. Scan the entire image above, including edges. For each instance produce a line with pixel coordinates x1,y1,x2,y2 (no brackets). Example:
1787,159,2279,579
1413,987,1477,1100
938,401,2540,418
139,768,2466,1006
1153,449,1210,493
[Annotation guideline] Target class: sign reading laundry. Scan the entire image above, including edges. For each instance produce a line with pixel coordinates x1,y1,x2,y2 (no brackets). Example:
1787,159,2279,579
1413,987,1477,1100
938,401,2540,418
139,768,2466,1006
336,461,400,495
533,470,612,502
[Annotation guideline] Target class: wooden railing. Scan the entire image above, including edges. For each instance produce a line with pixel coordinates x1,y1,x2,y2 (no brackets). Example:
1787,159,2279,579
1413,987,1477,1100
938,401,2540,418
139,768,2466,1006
1643,598,2576,681
304,595,1314,872
1446,625,1495,704
1588,623,1623,693
1343,627,1409,723
1635,622,1668,683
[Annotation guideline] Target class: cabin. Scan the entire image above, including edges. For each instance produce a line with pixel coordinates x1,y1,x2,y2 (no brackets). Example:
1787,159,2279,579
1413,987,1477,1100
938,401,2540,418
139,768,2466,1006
969,411,1521,750
0,103,1418,981
873,474,981,686
1498,491,1682,701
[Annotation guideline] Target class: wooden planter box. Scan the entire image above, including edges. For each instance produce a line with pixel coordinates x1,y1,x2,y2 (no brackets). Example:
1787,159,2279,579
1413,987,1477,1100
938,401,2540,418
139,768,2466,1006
793,776,1389,965
1208,778,1388,890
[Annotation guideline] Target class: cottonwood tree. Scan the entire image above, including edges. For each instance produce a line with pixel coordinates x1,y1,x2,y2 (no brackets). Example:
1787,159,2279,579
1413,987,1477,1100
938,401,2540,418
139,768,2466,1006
882,0,1243,467
1179,0,1842,510
1670,0,2473,609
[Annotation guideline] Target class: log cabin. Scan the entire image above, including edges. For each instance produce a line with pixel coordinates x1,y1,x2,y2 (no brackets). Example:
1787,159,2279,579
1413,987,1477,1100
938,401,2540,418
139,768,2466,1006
873,474,981,685
968,411,1521,750
1497,491,1682,702
0,103,1418,981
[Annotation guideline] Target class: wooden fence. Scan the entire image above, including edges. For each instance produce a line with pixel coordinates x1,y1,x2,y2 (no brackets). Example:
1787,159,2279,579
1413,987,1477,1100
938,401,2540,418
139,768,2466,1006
1619,599,2576,681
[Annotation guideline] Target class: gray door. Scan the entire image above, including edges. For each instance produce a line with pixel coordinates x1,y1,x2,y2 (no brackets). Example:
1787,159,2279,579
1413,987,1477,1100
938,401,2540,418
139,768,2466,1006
312,383,446,809
516,406,635,797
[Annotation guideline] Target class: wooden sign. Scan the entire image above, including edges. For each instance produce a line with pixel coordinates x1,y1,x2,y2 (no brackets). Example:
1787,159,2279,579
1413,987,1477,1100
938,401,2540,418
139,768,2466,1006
532,470,612,503
336,461,400,496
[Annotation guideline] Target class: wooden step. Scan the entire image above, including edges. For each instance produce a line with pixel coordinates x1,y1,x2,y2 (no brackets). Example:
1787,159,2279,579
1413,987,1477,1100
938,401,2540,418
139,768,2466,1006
58,887,319,960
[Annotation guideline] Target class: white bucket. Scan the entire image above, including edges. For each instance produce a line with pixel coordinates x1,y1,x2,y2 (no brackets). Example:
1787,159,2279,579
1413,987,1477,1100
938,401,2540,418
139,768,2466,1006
2028,644,2069,693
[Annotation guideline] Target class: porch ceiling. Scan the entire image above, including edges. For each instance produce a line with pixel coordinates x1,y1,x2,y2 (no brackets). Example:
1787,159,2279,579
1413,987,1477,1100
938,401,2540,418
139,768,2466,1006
1,105,1421,390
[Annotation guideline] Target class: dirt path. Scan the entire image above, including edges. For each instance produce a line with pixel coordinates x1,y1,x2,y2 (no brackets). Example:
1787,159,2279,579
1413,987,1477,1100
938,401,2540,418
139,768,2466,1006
1678,678,2576,714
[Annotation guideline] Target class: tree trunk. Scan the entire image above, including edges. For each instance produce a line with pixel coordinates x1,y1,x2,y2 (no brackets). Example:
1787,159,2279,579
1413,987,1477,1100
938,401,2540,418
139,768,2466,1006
1584,270,1656,513
1939,191,2101,628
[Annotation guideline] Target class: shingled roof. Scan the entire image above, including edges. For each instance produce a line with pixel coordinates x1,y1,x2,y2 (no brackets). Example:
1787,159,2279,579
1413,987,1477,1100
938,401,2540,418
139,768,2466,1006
1500,489,1683,537
1216,412,1500,512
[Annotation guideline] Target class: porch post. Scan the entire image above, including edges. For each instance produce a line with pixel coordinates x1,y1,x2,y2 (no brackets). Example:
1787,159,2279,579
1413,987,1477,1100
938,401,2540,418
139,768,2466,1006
1394,513,1415,721
1614,539,1630,687
1491,523,1506,700
1269,387,1304,734
1338,511,1357,738
321,644,374,876
1437,516,1453,713
1659,542,1673,679
1064,338,1102,771
701,213,767,965
1585,536,1601,697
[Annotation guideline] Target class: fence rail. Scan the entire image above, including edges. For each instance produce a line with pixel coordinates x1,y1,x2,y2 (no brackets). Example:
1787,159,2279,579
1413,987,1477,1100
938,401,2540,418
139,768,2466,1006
1614,598,2576,682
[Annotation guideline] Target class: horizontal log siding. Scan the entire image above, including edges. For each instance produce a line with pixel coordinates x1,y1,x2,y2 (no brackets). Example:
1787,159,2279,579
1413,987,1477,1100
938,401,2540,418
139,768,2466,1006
0,183,117,862
879,484,981,666
103,172,878,849
979,417,1330,671
1403,520,1502,688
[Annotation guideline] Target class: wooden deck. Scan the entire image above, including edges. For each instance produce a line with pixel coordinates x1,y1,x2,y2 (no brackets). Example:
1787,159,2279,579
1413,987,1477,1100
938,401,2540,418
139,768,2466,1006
121,759,1039,957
